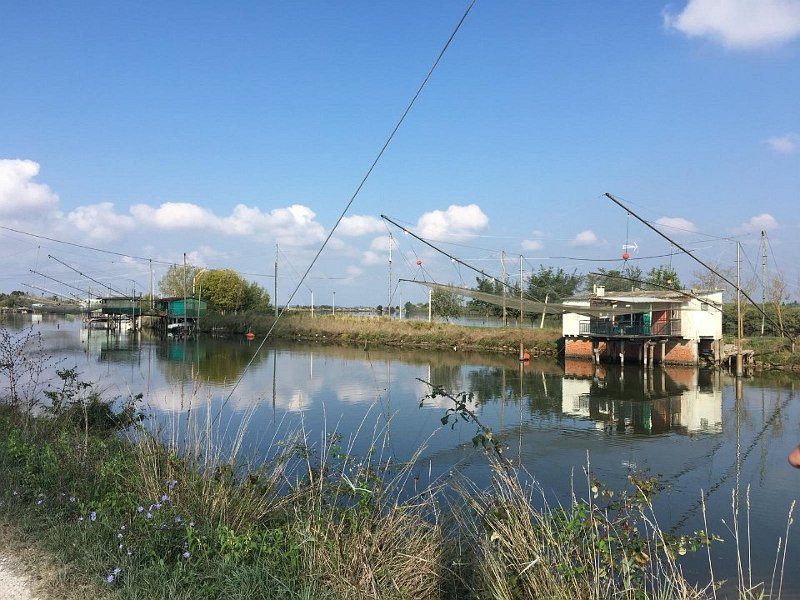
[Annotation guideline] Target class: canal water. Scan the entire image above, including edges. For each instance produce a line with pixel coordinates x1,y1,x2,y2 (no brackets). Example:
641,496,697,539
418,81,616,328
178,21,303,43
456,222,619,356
4,314,800,595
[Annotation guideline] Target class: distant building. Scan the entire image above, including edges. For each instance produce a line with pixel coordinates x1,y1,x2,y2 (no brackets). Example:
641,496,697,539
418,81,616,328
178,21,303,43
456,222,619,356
155,297,208,319
561,286,723,365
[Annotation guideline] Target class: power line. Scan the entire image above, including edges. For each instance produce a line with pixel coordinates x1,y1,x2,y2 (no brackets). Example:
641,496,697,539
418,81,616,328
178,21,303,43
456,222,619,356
47,255,128,297
0,224,175,265
604,192,794,344
215,0,478,418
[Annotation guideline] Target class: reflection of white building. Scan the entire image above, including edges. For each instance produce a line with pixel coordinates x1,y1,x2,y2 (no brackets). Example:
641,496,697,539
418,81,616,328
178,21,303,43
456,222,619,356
561,377,592,418
559,373,722,434
679,388,722,433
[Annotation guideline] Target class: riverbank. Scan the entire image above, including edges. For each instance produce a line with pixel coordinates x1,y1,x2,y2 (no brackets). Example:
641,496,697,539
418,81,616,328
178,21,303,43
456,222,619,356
200,312,562,356
202,312,800,369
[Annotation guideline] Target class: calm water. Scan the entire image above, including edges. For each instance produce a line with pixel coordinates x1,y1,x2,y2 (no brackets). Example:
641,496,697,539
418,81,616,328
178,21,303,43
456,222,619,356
5,314,800,594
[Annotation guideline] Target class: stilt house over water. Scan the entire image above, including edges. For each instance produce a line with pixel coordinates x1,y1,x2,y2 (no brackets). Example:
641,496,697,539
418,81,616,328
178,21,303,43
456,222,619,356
561,286,723,365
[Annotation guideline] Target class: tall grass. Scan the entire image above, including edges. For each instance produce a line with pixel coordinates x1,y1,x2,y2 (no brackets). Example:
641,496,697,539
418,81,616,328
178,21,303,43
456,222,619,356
201,312,561,355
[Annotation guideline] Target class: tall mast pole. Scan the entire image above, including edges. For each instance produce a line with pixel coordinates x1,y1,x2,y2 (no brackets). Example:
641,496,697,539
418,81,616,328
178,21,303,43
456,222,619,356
519,255,524,360
501,250,507,327
736,241,743,377
149,258,154,310
182,252,187,330
761,230,766,336
388,233,393,316
274,244,279,318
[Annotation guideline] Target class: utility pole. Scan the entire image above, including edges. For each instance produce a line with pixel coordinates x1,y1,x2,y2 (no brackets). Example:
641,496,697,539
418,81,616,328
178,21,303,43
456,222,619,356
761,230,766,336
736,241,743,377
501,250,507,327
149,258,154,310
519,255,524,360
183,252,187,330
274,244,279,318
388,233,393,317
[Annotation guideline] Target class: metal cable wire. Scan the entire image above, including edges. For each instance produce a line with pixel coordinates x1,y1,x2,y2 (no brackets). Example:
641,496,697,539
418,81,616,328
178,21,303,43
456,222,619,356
215,0,478,418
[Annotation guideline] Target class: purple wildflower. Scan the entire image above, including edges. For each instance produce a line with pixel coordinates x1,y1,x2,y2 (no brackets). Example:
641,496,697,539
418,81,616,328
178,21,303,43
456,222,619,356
166,479,177,490
89,511,97,522
161,494,169,502
189,521,195,527
182,551,190,559
69,496,76,503
105,575,115,583
136,505,144,513
146,512,152,519
174,516,182,524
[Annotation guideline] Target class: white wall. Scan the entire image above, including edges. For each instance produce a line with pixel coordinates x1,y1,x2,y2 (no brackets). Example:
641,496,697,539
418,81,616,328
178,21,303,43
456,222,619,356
679,292,723,341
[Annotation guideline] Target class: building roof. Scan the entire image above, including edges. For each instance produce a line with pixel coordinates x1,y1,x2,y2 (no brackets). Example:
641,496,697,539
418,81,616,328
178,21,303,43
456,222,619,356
566,289,717,304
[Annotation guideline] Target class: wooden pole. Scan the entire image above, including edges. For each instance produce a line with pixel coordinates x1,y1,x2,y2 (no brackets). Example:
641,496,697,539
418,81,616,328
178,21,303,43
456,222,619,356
736,241,743,377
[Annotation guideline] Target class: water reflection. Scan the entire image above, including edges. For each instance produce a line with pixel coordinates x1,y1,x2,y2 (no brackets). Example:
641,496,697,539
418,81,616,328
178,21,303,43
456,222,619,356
560,360,722,435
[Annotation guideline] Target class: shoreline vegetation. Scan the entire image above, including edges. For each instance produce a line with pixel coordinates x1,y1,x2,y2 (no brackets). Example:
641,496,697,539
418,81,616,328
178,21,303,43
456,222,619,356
200,313,562,356
1,325,796,598
197,312,800,369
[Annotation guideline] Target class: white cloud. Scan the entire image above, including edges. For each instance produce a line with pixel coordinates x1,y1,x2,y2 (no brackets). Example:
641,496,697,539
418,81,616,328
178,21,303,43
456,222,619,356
338,215,384,236
415,204,488,241
66,202,136,242
655,216,698,234
361,251,384,266
571,230,599,246
128,201,326,247
0,159,60,217
764,132,800,153
130,202,218,230
664,0,800,49
368,235,391,252
736,213,779,233
221,204,326,247
522,239,544,251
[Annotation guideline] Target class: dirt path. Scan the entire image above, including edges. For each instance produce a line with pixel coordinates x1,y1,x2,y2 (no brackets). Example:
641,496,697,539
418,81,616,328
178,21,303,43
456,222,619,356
0,552,41,600
0,523,101,600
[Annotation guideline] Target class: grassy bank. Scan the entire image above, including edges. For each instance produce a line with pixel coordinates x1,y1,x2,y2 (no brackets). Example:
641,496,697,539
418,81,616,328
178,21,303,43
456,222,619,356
200,312,561,356
0,371,724,599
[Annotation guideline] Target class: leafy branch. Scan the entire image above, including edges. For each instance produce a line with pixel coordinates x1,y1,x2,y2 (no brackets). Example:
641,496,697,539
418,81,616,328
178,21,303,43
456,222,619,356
417,378,511,469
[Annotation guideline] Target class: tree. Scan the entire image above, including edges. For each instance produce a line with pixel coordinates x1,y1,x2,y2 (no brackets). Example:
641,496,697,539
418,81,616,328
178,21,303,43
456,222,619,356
526,266,583,302
691,263,736,301
584,266,643,293
242,281,270,312
196,269,246,313
467,276,504,317
159,264,204,297
431,286,462,321
644,265,682,290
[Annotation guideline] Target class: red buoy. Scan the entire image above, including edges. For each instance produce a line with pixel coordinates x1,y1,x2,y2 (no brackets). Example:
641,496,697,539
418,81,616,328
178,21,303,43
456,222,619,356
622,252,630,261
415,259,422,266
244,332,255,340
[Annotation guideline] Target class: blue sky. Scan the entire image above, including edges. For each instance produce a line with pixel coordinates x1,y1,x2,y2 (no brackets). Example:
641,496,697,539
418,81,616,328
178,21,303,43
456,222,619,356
1,1,798,307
